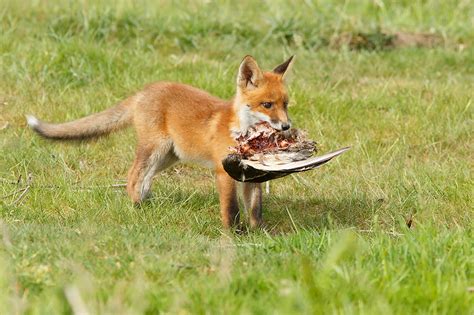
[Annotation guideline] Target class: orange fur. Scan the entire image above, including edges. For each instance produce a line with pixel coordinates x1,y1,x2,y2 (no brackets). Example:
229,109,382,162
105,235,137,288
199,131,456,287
27,55,295,229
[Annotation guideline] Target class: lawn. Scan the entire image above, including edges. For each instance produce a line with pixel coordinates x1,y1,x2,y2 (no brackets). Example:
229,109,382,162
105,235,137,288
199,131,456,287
1,0,473,314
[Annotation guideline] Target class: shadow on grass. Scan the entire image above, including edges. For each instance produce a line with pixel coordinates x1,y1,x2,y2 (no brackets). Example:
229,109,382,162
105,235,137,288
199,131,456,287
263,194,380,234
138,185,378,235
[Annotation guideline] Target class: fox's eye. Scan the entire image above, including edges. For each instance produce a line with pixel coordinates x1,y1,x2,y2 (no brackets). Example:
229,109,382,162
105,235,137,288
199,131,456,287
261,102,273,109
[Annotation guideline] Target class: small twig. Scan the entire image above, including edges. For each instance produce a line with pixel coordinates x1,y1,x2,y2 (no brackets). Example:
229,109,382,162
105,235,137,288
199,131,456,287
8,173,32,205
10,186,30,205
1,187,28,199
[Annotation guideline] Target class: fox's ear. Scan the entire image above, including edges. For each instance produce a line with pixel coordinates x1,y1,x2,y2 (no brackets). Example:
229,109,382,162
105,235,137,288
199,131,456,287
273,55,294,80
237,55,264,90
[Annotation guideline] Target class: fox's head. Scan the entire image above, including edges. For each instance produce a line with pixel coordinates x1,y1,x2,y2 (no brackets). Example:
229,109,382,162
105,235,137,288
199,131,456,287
234,55,294,132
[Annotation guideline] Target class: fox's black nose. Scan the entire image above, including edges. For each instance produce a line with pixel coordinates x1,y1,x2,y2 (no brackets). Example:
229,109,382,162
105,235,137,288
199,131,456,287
281,123,290,131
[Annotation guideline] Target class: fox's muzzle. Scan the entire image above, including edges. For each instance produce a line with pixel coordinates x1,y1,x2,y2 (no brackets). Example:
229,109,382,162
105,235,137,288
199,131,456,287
270,119,291,131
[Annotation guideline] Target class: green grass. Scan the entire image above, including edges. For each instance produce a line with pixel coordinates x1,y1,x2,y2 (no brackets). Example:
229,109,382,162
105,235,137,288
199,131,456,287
1,0,473,314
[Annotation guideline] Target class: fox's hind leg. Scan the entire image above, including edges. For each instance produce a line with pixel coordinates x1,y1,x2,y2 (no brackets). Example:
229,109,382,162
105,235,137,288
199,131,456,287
243,182,263,228
127,139,178,203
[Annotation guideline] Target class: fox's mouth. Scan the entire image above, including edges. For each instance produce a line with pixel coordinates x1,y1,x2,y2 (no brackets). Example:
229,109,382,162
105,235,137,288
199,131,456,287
268,121,291,131
267,121,283,130
238,106,291,132
249,118,284,131
248,112,288,131
251,117,291,132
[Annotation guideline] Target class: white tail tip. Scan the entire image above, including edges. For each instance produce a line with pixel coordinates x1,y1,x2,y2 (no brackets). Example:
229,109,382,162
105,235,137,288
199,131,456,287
26,115,39,128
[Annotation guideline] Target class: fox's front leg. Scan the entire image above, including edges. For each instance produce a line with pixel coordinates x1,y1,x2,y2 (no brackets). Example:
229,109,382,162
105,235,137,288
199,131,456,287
243,182,263,228
216,169,240,228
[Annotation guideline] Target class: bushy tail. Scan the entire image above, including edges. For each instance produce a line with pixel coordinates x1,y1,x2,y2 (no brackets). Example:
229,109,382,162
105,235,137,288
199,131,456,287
27,100,133,140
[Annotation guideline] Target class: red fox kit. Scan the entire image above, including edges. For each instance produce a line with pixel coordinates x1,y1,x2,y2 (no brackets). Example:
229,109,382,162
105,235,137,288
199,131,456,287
27,55,294,228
